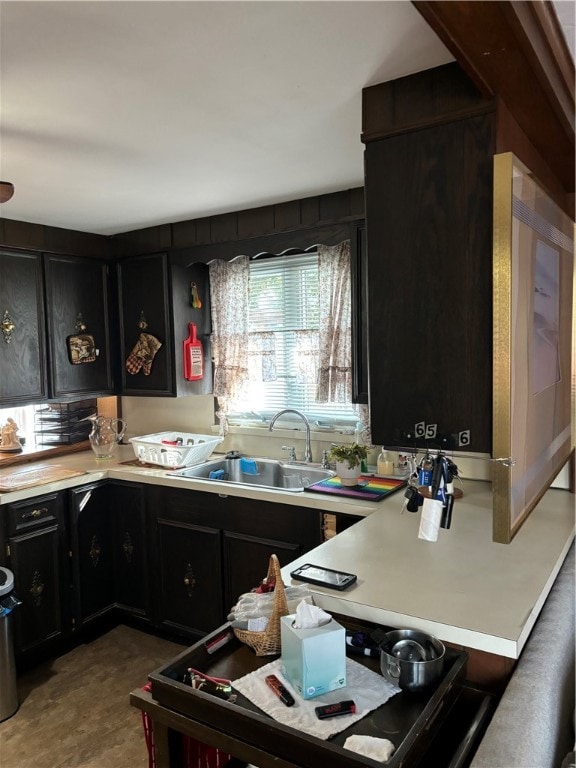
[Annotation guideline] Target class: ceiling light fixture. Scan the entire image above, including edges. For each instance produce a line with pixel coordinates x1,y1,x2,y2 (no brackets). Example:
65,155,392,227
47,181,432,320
0,182,14,203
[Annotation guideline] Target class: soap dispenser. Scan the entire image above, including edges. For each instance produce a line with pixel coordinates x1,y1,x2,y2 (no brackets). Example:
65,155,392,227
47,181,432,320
377,448,394,476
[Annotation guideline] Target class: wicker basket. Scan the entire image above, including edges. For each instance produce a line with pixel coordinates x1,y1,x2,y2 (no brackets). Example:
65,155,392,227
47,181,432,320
233,554,289,656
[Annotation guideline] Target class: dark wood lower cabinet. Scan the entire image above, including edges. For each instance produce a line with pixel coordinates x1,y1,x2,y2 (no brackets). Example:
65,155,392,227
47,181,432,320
2,480,324,658
69,484,115,627
156,519,223,638
149,486,323,640
223,531,300,610
10,525,67,655
4,492,69,659
109,481,148,619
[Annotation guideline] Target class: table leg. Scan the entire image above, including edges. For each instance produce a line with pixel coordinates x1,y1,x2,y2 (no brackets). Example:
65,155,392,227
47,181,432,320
152,718,171,768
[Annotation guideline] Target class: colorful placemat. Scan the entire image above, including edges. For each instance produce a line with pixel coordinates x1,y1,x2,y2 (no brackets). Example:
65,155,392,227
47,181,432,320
306,475,406,501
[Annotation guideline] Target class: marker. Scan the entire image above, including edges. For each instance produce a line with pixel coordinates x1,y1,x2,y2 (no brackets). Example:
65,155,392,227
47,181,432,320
315,700,356,719
265,674,295,707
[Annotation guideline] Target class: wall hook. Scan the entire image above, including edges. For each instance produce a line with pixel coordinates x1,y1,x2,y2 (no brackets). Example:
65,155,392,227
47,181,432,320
74,313,87,333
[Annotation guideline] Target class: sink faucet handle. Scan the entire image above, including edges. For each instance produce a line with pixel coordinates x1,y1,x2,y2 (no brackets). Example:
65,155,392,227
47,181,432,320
282,445,298,463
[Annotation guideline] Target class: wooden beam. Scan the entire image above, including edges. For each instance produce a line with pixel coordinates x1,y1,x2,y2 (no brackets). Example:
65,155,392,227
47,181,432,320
413,1,575,193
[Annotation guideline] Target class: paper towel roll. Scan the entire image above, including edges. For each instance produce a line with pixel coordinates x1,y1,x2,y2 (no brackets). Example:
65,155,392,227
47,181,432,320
418,497,443,542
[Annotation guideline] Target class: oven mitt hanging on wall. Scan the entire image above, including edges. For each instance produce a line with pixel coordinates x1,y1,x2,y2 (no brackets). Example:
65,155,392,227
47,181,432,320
126,333,162,375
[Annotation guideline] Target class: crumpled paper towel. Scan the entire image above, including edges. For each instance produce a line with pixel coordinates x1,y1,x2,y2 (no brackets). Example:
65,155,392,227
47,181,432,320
293,599,332,628
344,734,395,762
232,657,401,740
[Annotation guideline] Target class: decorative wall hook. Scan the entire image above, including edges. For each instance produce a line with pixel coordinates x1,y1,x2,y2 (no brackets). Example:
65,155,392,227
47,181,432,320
1,309,15,343
138,310,148,330
74,313,87,332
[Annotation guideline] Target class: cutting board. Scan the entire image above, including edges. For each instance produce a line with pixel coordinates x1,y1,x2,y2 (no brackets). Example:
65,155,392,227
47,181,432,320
0,465,86,492
307,475,406,501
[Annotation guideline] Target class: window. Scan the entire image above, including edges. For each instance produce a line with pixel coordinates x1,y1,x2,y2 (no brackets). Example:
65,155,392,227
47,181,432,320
0,404,40,448
227,252,358,428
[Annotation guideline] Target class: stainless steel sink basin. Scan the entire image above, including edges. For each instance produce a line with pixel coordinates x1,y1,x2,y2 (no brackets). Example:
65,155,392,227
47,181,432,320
168,456,334,492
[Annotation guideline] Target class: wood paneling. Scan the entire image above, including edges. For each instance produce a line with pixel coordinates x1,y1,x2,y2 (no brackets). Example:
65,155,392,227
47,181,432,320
0,218,109,257
124,188,365,258
210,212,237,243
237,205,275,239
113,224,171,259
413,1,574,194
2,219,46,251
362,63,494,142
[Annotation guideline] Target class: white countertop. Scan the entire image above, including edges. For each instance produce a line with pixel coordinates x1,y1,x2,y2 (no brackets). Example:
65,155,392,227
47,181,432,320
0,446,375,517
1,446,574,658
282,479,575,658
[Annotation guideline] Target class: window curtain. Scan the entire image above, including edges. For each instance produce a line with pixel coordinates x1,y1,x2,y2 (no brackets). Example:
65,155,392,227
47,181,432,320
248,331,277,382
315,240,352,403
294,329,319,384
354,403,372,446
208,256,250,435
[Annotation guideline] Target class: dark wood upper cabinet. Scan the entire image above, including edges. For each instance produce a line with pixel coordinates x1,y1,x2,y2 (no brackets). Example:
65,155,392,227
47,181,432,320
117,252,212,397
363,65,495,453
0,250,48,405
44,254,115,399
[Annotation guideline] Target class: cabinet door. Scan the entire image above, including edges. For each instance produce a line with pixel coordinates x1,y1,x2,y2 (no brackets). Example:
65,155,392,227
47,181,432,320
0,250,48,404
109,482,148,618
6,492,68,658
9,519,68,656
44,254,114,399
156,519,223,638
69,484,115,626
364,115,493,452
118,253,173,395
223,531,300,609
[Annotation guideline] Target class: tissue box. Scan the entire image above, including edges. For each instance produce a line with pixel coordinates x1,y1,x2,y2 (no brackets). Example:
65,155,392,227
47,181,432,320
280,614,346,699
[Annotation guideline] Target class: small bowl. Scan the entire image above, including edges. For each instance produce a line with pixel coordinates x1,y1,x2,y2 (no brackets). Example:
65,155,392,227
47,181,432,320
379,629,445,692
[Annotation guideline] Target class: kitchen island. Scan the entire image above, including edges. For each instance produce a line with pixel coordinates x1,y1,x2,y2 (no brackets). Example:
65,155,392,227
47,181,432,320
0,446,573,662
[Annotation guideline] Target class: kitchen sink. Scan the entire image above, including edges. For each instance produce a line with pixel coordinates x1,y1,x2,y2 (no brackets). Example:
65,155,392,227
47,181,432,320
168,456,334,492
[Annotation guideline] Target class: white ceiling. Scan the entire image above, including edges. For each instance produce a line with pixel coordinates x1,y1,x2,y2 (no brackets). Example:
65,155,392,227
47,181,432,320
0,1,573,237
0,1,455,236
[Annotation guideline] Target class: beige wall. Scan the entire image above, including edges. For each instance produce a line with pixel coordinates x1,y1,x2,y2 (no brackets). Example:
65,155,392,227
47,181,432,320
120,394,561,484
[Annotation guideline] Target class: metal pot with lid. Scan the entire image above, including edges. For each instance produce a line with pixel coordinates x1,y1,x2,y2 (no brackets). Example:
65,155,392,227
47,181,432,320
373,628,445,692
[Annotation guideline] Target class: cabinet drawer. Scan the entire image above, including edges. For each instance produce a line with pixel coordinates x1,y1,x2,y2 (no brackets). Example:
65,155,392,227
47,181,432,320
7,493,64,535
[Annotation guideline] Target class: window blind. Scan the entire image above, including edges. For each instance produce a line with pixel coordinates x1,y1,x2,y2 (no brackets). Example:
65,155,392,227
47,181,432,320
228,253,357,425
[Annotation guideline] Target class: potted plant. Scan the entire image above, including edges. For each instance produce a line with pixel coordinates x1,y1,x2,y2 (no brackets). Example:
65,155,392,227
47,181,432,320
328,443,368,486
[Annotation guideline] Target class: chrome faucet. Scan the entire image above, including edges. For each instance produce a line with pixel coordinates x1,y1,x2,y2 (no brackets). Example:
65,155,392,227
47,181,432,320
269,409,313,463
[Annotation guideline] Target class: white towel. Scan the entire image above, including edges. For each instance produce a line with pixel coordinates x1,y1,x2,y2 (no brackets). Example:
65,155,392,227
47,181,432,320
344,734,395,762
232,657,400,740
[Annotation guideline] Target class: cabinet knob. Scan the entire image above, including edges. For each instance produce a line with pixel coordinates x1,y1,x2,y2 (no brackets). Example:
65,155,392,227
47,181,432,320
89,535,102,567
1,309,15,344
29,570,45,606
183,564,196,597
122,532,134,563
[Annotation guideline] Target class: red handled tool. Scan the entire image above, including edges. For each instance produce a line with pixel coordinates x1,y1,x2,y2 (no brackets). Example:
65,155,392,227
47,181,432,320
183,322,204,381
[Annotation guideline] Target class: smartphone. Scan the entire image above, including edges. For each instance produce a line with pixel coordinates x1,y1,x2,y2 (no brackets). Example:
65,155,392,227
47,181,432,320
290,563,357,590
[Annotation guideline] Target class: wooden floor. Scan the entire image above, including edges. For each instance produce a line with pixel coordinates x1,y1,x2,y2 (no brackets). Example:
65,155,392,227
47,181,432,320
0,625,186,768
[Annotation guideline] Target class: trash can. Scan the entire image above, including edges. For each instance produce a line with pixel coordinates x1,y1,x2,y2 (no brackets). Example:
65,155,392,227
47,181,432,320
0,567,19,722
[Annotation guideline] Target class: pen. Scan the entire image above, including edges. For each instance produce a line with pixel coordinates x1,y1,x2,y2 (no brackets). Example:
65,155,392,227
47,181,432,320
265,674,295,707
